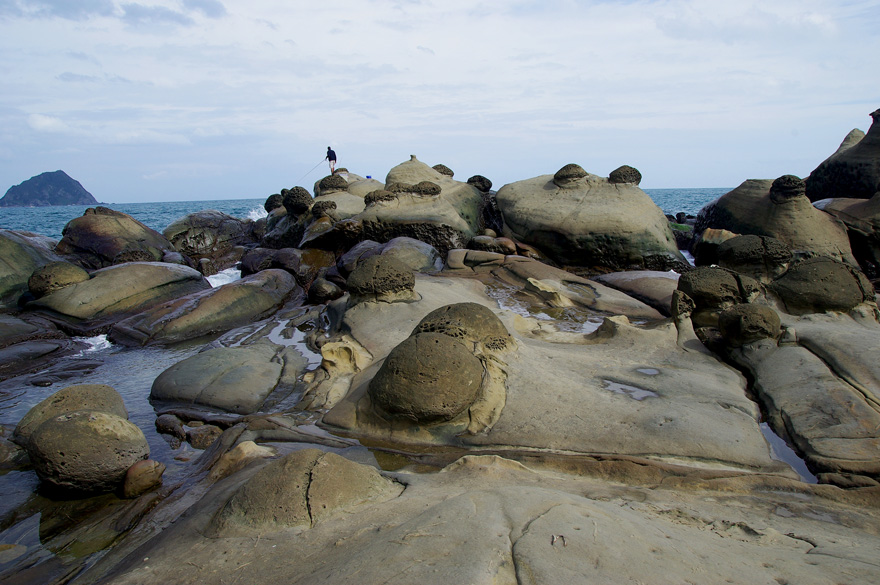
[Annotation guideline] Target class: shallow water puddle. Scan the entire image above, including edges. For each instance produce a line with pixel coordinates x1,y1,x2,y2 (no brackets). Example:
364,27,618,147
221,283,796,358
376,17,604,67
602,379,658,401
759,423,818,483
485,282,605,333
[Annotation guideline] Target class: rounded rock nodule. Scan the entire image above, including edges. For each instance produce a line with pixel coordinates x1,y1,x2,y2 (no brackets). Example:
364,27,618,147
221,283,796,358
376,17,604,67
28,261,90,298
346,255,415,297
608,165,642,185
26,410,149,494
467,175,493,192
433,164,454,177
769,175,806,204
553,163,588,188
413,302,512,352
369,332,484,422
283,186,313,216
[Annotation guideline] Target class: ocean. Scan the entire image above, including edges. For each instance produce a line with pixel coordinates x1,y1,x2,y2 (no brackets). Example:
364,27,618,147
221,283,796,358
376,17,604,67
0,189,727,241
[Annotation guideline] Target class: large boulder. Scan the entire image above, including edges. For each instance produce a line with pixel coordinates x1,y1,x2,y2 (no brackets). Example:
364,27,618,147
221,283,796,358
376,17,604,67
715,235,792,283
26,262,211,335
13,384,128,446
26,410,149,493
163,210,257,272
770,256,873,315
150,343,307,414
692,176,857,266
805,108,880,201
109,269,300,346
351,156,485,254
368,332,485,422
54,207,178,269
495,164,686,270
0,229,64,309
346,255,417,303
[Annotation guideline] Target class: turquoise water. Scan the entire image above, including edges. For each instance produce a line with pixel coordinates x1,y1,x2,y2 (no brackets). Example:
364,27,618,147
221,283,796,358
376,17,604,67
0,189,727,241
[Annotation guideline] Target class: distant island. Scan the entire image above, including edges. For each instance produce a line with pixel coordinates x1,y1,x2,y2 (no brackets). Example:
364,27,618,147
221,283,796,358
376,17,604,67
0,170,98,207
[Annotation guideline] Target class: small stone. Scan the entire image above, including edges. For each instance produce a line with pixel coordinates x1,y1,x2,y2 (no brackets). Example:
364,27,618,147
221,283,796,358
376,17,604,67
186,424,223,450
123,459,166,498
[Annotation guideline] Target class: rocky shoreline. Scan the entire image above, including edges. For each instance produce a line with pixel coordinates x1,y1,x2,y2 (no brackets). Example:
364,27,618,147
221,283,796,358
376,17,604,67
1,109,880,584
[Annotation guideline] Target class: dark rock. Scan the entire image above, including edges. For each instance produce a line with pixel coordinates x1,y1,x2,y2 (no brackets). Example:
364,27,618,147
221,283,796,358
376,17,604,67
608,165,642,185
282,187,314,216
311,200,338,219
264,193,283,213
163,210,255,271
718,304,781,347
364,190,398,206
716,235,792,282
433,164,454,177
805,108,880,201
1,229,65,309
553,163,588,188
467,175,492,192
346,255,415,299
0,170,98,207
155,413,186,439
413,181,441,196
55,207,176,270
337,240,384,278
368,332,484,422
769,174,806,203
186,424,223,449
316,174,348,195
770,257,871,315
676,267,760,327
28,261,90,298
308,277,343,304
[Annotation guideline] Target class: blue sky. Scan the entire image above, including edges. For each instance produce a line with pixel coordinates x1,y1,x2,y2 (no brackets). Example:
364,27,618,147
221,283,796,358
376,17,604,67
1,0,878,202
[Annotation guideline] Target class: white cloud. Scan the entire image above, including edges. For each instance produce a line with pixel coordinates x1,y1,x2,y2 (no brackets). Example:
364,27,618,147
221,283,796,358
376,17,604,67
2,0,879,200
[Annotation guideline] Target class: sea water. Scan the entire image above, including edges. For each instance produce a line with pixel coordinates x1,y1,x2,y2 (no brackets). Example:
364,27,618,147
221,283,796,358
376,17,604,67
0,189,726,241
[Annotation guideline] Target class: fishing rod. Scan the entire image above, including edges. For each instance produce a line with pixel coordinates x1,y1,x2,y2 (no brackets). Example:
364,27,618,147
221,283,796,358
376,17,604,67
296,158,327,183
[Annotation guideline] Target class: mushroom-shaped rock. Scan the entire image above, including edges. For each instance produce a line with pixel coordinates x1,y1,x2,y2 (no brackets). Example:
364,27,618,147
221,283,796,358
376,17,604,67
496,168,686,270
13,384,128,446
553,163,588,188
770,257,872,315
27,261,89,298
718,304,782,347
209,449,401,537
264,193,283,213
716,235,792,283
314,174,348,197
369,332,485,422
608,165,642,185
364,190,397,206
26,410,149,493
806,108,880,201
433,164,454,177
55,207,177,269
282,187,314,216
346,255,416,302
692,178,857,266
413,302,512,353
467,175,493,192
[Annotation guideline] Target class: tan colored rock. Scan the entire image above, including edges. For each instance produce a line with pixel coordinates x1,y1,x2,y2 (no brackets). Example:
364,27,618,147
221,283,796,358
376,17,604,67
123,459,166,498
14,384,128,446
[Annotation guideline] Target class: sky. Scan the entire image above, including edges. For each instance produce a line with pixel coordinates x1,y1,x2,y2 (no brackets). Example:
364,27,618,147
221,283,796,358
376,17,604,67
1,0,879,203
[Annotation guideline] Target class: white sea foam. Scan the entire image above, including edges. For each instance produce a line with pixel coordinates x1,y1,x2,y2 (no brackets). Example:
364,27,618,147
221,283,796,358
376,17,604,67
73,334,112,356
247,206,268,221
207,267,242,287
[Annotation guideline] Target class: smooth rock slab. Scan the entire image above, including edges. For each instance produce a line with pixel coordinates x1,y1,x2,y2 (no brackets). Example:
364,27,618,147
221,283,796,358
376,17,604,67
109,269,300,346
151,344,289,414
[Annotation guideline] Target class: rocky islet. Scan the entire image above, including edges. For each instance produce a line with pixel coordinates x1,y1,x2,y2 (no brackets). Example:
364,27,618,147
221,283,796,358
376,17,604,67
1,111,880,583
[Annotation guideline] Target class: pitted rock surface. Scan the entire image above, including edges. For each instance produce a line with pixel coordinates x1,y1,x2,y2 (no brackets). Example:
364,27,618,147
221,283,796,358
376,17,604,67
28,261,89,298
770,257,871,315
608,165,642,185
413,302,512,352
718,304,782,347
346,255,415,297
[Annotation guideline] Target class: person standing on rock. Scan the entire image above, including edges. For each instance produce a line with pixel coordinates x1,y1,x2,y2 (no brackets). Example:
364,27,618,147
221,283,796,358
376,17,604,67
326,146,337,173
